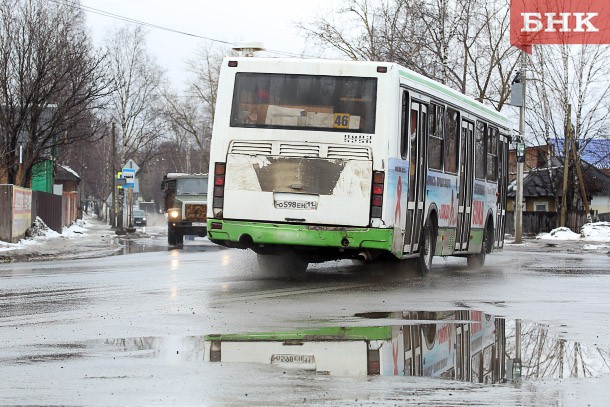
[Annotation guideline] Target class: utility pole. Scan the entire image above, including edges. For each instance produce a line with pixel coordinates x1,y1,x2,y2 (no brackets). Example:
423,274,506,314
514,50,526,244
570,129,591,223
111,122,117,228
561,104,571,227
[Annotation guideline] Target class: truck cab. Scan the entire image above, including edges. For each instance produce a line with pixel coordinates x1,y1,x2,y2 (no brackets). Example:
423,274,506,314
161,173,208,245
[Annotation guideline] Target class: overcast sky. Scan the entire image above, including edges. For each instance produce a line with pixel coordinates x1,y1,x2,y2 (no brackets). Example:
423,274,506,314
82,0,343,88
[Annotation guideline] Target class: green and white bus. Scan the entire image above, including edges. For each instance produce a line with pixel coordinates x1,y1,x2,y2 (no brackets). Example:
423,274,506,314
206,57,510,275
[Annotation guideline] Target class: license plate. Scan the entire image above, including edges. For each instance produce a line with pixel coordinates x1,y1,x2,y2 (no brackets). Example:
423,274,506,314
191,222,205,226
270,354,316,370
274,200,318,210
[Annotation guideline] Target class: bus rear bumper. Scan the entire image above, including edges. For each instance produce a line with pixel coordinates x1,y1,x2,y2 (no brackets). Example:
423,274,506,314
207,219,394,253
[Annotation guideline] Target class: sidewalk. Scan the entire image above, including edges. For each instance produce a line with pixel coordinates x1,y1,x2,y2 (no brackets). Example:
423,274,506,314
0,216,123,263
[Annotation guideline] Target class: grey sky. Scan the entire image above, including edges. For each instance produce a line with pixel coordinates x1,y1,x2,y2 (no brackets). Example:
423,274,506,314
82,0,339,87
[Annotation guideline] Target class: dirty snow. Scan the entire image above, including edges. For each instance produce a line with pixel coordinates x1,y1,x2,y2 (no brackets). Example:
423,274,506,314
537,222,610,242
0,216,90,253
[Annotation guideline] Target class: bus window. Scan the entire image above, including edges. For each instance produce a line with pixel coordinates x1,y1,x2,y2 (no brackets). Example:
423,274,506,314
409,107,419,198
400,90,409,159
444,108,459,174
487,127,498,181
428,103,444,171
475,121,487,179
230,73,377,133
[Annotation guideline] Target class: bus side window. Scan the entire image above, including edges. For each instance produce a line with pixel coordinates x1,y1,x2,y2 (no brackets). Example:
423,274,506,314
409,106,419,197
487,127,498,181
400,91,409,159
475,121,487,179
444,108,459,174
428,103,444,171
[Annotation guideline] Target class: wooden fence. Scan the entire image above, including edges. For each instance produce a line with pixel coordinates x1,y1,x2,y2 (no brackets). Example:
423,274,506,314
505,211,590,235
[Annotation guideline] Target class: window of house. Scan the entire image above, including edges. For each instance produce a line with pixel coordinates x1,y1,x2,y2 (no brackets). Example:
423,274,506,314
534,201,548,212
428,103,444,171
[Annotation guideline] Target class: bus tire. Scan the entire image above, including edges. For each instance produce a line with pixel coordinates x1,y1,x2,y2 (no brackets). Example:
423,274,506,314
257,253,308,279
467,222,492,269
417,219,436,275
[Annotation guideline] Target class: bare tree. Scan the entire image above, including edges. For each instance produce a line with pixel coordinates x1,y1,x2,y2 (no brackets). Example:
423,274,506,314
161,44,230,173
298,0,517,110
527,44,610,209
0,0,108,187
298,0,422,62
103,24,167,171
463,1,518,110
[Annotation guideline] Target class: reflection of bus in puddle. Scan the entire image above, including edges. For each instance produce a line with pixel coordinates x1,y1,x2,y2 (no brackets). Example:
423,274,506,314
205,311,506,382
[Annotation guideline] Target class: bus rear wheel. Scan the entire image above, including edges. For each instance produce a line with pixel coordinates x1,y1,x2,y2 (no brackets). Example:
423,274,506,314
417,219,435,275
257,253,308,279
467,222,492,269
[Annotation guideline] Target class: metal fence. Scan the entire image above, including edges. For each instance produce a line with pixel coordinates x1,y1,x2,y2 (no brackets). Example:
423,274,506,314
0,185,13,241
32,190,63,233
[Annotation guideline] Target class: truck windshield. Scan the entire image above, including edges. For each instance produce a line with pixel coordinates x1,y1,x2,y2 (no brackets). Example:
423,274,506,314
176,178,208,195
230,73,377,133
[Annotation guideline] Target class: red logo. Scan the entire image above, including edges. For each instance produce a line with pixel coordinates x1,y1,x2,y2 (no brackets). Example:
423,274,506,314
511,0,610,53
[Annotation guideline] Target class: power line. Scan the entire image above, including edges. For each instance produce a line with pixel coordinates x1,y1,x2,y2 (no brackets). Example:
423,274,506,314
51,0,318,58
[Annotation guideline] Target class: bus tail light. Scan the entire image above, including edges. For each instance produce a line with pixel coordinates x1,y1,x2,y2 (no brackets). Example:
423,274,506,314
370,171,384,219
213,162,226,218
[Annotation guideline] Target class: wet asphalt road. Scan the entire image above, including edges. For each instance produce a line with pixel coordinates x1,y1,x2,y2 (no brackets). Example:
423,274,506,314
1,236,610,406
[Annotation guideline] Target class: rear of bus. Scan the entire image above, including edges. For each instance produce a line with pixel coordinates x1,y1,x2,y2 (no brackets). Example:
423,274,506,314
206,58,396,263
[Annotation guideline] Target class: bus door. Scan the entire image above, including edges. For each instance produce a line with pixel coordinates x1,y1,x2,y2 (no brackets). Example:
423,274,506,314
404,101,428,254
495,134,509,248
456,120,474,251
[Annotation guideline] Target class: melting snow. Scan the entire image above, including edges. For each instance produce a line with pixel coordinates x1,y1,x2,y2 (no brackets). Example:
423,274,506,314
537,222,610,242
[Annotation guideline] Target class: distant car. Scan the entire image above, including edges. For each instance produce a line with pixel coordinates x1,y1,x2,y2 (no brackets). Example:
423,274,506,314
133,209,147,226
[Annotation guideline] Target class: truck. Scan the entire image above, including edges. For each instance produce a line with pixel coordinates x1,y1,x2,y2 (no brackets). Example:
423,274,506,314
161,173,208,245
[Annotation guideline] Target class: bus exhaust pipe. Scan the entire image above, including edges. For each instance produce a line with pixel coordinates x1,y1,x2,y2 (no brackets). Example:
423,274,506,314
356,250,372,262
238,234,254,248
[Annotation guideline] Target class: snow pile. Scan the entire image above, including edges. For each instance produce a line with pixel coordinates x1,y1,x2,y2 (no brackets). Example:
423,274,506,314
537,222,610,241
62,218,88,237
580,222,610,242
583,244,610,250
26,217,61,238
536,227,580,240
0,217,89,253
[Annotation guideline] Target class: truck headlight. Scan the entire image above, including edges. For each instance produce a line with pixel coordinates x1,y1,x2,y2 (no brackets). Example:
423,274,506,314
168,209,180,219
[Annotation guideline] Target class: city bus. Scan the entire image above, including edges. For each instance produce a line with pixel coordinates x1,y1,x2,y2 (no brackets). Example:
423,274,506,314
204,310,506,381
206,57,510,275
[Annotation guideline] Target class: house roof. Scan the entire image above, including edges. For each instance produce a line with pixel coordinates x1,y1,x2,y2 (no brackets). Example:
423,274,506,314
553,138,610,169
507,157,610,198
55,165,80,182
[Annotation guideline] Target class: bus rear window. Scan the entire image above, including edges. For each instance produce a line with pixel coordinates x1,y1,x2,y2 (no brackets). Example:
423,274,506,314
230,73,377,134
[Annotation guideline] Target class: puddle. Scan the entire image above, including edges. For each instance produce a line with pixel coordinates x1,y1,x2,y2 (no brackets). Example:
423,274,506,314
98,310,610,384
116,239,227,255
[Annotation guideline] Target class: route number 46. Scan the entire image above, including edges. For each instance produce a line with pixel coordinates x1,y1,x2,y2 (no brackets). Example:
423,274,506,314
333,113,350,129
